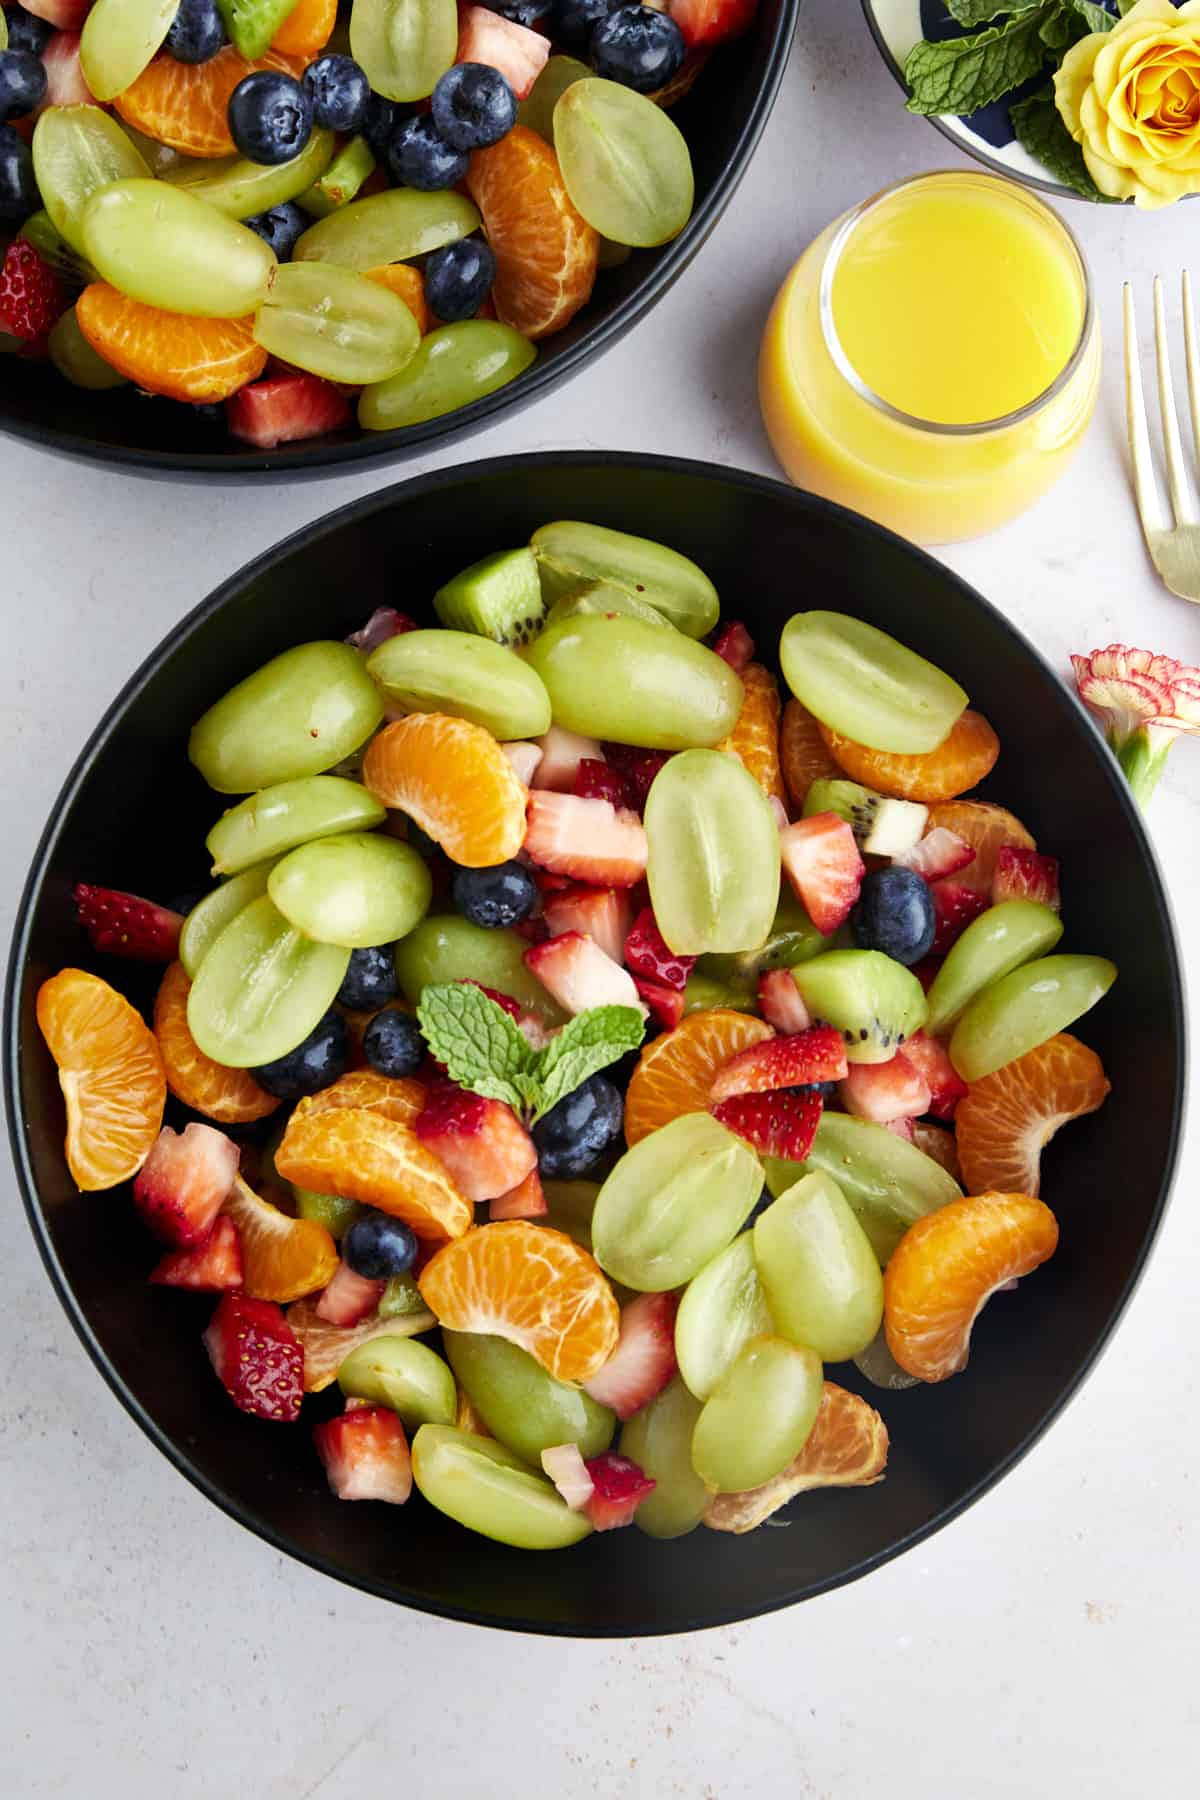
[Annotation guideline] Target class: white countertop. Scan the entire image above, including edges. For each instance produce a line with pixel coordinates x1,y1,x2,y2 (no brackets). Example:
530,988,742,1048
3,1,1198,1792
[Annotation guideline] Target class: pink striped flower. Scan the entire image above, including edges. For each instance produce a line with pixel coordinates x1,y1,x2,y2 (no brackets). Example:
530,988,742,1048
1071,644,1200,805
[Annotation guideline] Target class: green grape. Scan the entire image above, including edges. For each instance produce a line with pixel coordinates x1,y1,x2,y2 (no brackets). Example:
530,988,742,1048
525,616,742,749
753,1171,883,1362
179,860,281,978
294,1190,363,1238
949,953,1117,1083
530,520,719,637
378,1271,426,1317
853,1325,920,1391
32,105,150,256
644,749,780,955
367,629,552,740
80,0,178,103
338,1336,457,1429
268,833,432,948
48,305,127,389
553,78,694,248
690,1336,824,1494
81,179,276,317
393,916,567,1024
544,580,670,632
350,0,458,102
443,1331,614,1464
619,1376,708,1539
116,119,183,175
412,1424,594,1549
591,1113,762,1292
358,320,535,429
163,130,333,218
186,895,350,1067
541,1178,601,1252
206,777,387,876
780,611,968,755
294,187,480,268
926,900,1066,1035
20,210,99,288
674,1234,773,1402
682,971,756,1015
254,260,419,385
299,134,377,218
518,53,589,143
189,641,384,795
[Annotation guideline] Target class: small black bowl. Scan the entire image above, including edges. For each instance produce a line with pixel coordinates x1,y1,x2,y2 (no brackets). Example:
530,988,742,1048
0,3,800,479
4,454,1184,1634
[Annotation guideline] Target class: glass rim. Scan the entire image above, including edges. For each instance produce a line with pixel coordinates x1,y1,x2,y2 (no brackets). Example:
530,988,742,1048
816,169,1096,438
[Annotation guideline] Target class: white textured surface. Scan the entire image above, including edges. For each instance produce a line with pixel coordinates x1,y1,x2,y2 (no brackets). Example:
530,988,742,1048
2,2,1198,1793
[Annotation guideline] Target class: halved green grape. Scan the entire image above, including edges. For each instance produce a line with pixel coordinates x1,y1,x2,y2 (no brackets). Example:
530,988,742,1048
190,642,384,795
690,1336,823,1494
444,1331,614,1464
81,179,276,318
645,749,780,955
254,260,419,385
163,130,333,218
294,1189,363,1238
186,895,350,1067
695,890,828,994
682,971,756,1015
367,630,552,740
358,320,535,429
115,120,182,175
674,1234,772,1402
412,1423,594,1549
206,777,387,876
268,833,432,948
619,1375,708,1539
753,1171,883,1362
378,1271,426,1317
544,581,669,632
790,949,927,1066
780,611,969,755
20,209,99,287
518,53,590,143
32,105,150,256
299,134,377,218
350,0,458,103
525,616,741,749
531,520,719,637
926,900,1066,1035
542,1179,601,1252
591,1113,762,1292
949,953,1117,1083
554,77,693,248
48,305,127,389
393,916,568,1024
853,1324,920,1391
179,860,281,978
294,188,480,268
80,0,178,103
338,1335,457,1429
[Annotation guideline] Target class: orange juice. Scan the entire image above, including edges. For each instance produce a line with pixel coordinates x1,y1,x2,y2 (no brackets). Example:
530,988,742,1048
760,172,1100,545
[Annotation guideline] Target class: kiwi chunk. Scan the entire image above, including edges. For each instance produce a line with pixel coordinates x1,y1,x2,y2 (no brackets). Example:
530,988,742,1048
790,949,927,1065
433,547,546,646
804,779,927,856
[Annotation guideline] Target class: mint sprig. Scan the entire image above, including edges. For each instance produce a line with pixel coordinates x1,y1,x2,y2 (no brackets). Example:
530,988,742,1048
1010,83,1114,200
945,0,1040,26
905,5,1055,115
534,1006,647,1120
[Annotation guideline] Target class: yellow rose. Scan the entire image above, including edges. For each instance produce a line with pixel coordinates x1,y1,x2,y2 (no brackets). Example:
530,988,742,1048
1055,0,1200,207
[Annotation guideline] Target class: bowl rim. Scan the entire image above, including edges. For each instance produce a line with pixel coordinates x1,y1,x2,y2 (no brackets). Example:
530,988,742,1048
4,450,1188,1634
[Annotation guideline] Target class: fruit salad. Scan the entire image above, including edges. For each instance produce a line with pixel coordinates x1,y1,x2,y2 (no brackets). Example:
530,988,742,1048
0,0,750,446
34,521,1118,1548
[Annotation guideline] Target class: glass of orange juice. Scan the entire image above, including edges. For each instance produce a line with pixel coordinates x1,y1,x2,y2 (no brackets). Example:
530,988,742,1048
759,170,1100,545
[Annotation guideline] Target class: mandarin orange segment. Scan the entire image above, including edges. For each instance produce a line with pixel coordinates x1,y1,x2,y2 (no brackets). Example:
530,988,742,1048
883,1191,1059,1383
955,1032,1110,1197
222,1173,339,1303
418,1221,619,1382
466,125,598,340
154,961,279,1124
362,714,528,868
36,968,166,1191
780,697,842,814
911,1120,962,1183
703,1382,889,1533
820,710,1000,804
364,264,430,334
299,1068,426,1127
623,1008,774,1146
275,1103,472,1241
925,800,1036,895
716,663,787,808
76,285,267,402
114,46,304,157
271,0,335,56
287,1295,435,1391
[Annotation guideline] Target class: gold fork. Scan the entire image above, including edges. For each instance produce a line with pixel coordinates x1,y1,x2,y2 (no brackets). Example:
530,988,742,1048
1124,273,1200,604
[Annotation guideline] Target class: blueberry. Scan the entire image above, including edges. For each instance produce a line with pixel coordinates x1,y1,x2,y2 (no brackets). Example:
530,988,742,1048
0,122,37,221
165,0,227,64
425,236,497,323
252,1009,347,1098
362,92,402,160
302,53,370,134
791,1080,837,1103
363,1007,425,1079
3,7,52,55
244,200,308,259
387,114,469,190
478,0,554,23
337,945,399,1011
554,0,619,48
228,71,313,166
850,867,936,967
589,6,687,93
343,1209,419,1279
452,859,537,928
0,49,45,121
533,1074,623,1178
431,62,517,152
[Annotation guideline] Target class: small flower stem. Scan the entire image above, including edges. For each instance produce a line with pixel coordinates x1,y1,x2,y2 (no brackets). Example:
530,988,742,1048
1109,726,1171,808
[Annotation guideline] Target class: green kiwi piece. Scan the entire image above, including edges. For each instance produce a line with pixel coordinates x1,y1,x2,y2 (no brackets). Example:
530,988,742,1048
433,547,546,646
790,949,927,1065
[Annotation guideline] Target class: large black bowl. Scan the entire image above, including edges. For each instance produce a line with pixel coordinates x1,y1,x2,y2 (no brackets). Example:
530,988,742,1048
1,5,799,478
5,454,1184,1633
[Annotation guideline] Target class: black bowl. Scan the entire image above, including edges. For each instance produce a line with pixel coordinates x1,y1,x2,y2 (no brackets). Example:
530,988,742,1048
0,4,799,479
5,454,1184,1634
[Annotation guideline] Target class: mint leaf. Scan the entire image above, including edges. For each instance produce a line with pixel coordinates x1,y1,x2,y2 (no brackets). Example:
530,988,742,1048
531,1006,646,1123
1010,83,1114,200
416,983,534,1112
905,6,1053,114
945,0,1040,25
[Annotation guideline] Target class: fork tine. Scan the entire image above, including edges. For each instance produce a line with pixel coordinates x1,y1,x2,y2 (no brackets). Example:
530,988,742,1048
1182,270,1200,472
1153,275,1196,523
1125,283,1166,532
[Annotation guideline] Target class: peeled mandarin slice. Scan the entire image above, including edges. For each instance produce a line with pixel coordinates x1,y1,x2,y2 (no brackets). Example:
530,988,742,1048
716,663,787,809
362,713,527,868
36,968,166,1191
883,1191,1059,1383
702,1382,889,1533
223,1174,339,1303
466,125,598,340
154,961,279,1124
819,709,1000,804
925,800,1036,896
418,1221,619,1383
623,1008,774,1146
76,284,266,402
780,697,842,814
363,263,430,333
911,1119,961,1182
275,1102,472,1241
299,1068,426,1126
955,1032,1110,1197
271,0,335,56
114,45,305,157
287,1294,435,1391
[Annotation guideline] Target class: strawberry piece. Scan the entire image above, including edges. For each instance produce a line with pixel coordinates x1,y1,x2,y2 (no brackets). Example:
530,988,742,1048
0,238,65,344
992,846,1061,912
710,620,755,672
894,827,976,883
345,607,419,652
898,1029,968,1121
601,744,671,811
840,1055,931,1124
623,906,695,990
203,1292,303,1422
573,758,632,809
710,1088,823,1161
133,1123,239,1247
633,974,685,1032
315,1259,385,1327
541,1442,594,1509
490,1164,547,1220
455,4,550,98
583,1291,677,1419
517,1008,552,1050
668,0,757,49
149,1215,243,1291
779,813,864,934
226,373,352,448
582,1451,656,1530
414,1084,536,1202
757,969,812,1035
911,956,943,993
40,29,93,105
501,740,544,786
531,724,604,793
21,0,93,27
313,1404,413,1502
930,878,989,956
543,884,634,965
524,929,647,1016
460,978,522,1020
523,791,648,888
73,882,184,960
886,1116,915,1142
709,1023,847,1101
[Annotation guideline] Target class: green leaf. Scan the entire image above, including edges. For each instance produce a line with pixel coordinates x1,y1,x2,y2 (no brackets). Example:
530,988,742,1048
416,983,534,1112
1009,83,1115,200
945,0,1041,24
1070,0,1116,31
1040,6,1075,48
531,1005,646,1123
1117,0,1138,15
905,6,1054,114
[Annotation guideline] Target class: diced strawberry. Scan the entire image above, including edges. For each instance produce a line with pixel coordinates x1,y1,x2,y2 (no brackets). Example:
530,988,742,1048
633,974,685,1032
149,1215,243,1291
226,373,352,449
710,620,754,672
709,1023,847,1101
313,1405,412,1502
460,978,522,1020
840,1056,931,1124
582,1452,656,1530
455,4,550,98
524,930,647,1017
779,813,864,934
668,0,757,49
992,846,1061,912
601,744,671,811
315,1260,385,1327
543,884,634,965
541,1442,594,1509
501,740,544,786
345,607,419,652
898,1030,968,1121
531,724,605,792
203,1292,303,1422
490,1165,547,1220
573,758,632,809
757,969,812,1035
517,1009,553,1050
930,879,989,955
911,956,943,993
533,867,573,894
894,826,976,883
133,1123,240,1247
73,882,184,960
523,791,648,888
40,30,94,106
414,1085,537,1202
22,0,94,25
623,906,695,990
710,1088,823,1161
0,238,65,345
583,1292,677,1419
885,1116,915,1142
